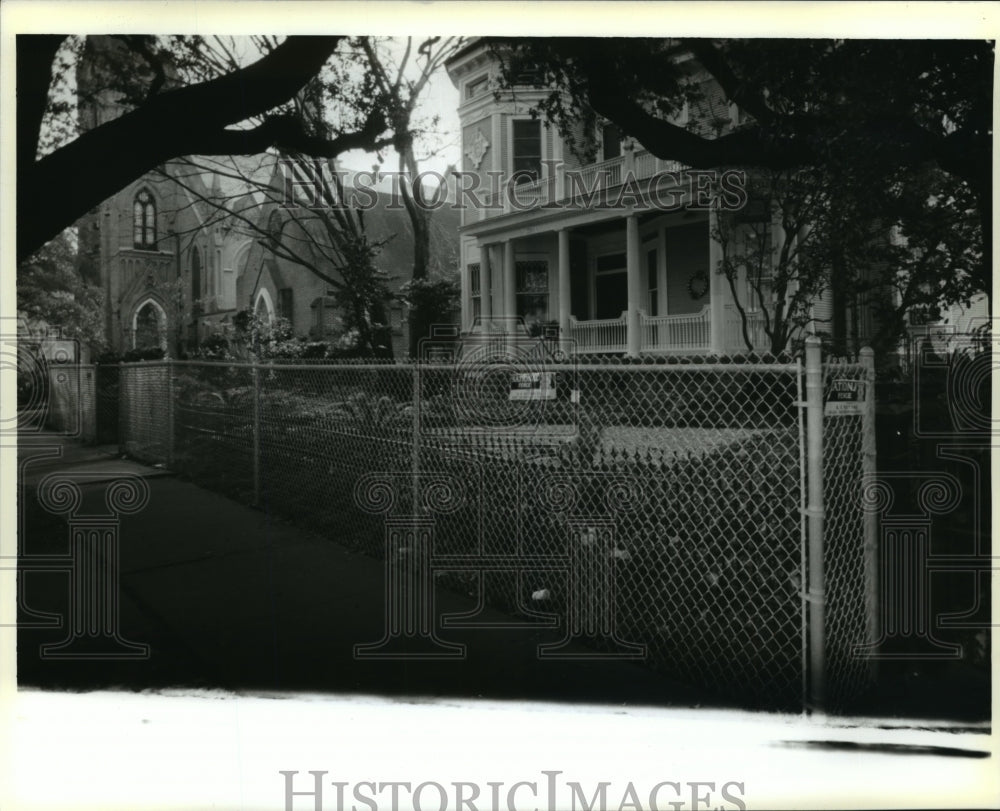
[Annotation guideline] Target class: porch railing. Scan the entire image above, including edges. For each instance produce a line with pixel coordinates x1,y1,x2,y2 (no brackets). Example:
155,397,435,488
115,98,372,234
724,305,771,352
640,306,711,352
567,313,627,353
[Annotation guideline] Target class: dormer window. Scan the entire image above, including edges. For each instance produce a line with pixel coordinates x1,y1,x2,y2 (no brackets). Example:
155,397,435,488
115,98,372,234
465,75,489,100
133,189,156,250
511,63,544,86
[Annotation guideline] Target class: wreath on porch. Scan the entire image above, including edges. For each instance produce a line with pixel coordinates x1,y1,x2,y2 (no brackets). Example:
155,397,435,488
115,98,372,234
688,271,709,300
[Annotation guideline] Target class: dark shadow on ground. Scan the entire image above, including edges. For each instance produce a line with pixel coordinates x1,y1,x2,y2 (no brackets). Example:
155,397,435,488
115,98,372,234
16,439,989,722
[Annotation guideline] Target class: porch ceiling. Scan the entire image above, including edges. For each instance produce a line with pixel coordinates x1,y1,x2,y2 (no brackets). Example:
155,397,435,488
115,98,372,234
462,204,709,243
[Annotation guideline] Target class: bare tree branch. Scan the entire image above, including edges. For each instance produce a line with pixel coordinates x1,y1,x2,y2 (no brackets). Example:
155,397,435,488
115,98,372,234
20,35,343,260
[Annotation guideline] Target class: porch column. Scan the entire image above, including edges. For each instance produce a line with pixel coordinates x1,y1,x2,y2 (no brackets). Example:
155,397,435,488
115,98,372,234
708,209,726,354
626,213,642,357
657,227,668,316
480,243,492,327
503,239,517,332
461,255,471,331
558,229,571,336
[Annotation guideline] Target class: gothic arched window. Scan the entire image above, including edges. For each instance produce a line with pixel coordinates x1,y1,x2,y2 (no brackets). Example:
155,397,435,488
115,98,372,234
190,247,202,312
133,189,157,249
133,300,166,349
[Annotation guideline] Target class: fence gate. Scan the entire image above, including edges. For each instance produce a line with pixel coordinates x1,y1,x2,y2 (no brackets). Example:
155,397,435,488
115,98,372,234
115,342,878,712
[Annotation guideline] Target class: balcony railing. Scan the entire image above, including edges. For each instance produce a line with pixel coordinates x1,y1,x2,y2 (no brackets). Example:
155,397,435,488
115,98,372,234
509,178,545,208
476,150,690,221
640,306,711,352
576,154,625,191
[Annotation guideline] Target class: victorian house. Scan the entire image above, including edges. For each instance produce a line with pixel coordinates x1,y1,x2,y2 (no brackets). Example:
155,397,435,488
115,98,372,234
445,38,774,357
445,39,986,358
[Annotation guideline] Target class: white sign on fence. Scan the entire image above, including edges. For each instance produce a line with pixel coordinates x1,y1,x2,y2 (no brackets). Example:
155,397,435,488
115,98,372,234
824,378,866,416
509,371,556,401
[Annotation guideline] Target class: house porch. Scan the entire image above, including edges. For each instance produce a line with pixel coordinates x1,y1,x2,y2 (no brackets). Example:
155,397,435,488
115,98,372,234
462,210,771,356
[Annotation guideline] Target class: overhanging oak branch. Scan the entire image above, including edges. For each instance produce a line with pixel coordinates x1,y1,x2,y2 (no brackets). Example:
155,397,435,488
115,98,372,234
19,35,344,260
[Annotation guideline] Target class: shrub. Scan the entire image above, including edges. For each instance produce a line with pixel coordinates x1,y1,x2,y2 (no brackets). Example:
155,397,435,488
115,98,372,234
121,346,166,362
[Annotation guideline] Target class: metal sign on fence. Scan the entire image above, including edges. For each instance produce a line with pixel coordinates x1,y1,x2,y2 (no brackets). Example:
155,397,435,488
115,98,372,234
824,377,867,417
508,371,557,401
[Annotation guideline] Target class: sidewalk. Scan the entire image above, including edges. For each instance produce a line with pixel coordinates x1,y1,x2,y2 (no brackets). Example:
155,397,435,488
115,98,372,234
15,436,989,719
16,434,708,707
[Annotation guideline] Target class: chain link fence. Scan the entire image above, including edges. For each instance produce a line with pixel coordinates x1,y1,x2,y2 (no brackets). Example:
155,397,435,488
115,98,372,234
119,361,172,464
44,363,97,442
115,342,876,711
821,358,878,709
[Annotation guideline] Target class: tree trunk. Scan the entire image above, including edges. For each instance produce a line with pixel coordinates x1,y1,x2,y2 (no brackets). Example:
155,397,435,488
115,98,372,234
397,140,433,358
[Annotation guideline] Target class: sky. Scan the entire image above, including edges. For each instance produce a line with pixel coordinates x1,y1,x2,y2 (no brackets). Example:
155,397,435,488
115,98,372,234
336,40,463,179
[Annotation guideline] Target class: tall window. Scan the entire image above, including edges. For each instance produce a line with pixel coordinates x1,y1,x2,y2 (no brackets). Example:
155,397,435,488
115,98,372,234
601,123,622,161
216,249,223,293
190,248,202,314
743,223,773,312
278,287,294,325
646,249,659,316
515,260,549,326
512,119,542,184
133,189,156,249
469,263,482,321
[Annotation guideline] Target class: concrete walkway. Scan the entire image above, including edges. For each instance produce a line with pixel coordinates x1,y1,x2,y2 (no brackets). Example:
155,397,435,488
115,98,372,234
16,435,707,707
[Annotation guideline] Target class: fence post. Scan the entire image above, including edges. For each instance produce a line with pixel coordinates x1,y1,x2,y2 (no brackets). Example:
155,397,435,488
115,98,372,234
804,335,826,713
412,361,421,514
859,346,879,677
252,363,261,507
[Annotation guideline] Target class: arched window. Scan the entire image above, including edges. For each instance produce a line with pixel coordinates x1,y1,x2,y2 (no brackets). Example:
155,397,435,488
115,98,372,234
190,247,202,312
133,299,167,349
133,189,157,249
254,288,275,325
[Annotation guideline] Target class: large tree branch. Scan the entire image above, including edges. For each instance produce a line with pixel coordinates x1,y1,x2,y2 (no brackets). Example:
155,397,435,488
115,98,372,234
582,58,989,186
681,39,775,125
584,72,812,169
191,108,388,157
19,35,342,260
16,34,67,173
